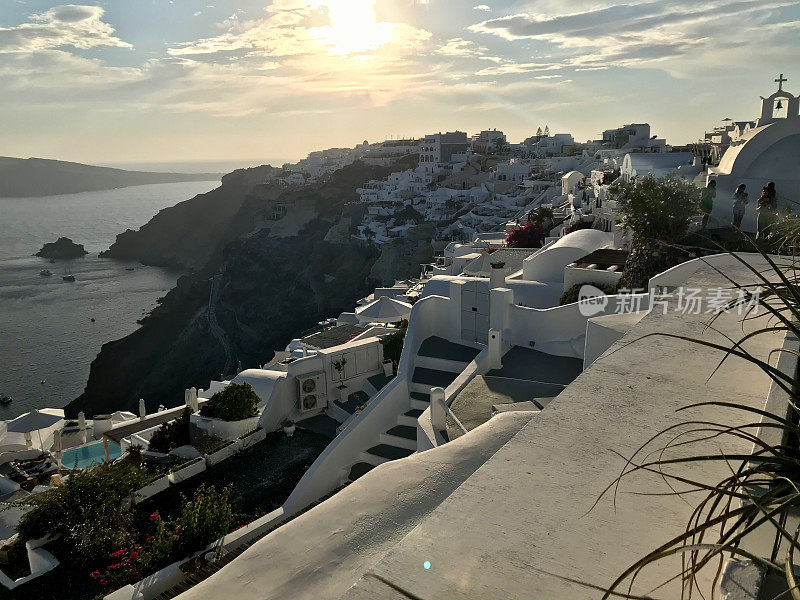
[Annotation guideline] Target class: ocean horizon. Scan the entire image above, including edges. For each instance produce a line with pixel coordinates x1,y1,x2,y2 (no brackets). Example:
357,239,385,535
99,158,298,175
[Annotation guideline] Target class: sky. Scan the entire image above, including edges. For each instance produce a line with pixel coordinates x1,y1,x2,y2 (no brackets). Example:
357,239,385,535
0,0,798,167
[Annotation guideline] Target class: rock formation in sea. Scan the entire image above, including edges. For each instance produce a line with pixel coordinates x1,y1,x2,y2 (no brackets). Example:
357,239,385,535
35,237,89,259
67,158,431,417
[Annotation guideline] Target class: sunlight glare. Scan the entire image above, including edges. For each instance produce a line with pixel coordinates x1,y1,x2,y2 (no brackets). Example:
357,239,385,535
311,0,395,55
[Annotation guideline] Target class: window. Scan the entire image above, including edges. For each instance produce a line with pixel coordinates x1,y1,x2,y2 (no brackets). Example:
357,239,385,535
772,97,789,119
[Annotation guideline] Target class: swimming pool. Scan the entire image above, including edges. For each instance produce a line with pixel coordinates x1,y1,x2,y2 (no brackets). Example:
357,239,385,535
61,441,121,469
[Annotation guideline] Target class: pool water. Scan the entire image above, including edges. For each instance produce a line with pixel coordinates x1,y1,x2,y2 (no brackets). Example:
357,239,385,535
61,441,121,469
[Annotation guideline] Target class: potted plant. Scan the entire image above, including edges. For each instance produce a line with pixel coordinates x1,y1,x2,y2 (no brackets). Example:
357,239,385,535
332,357,348,390
281,418,295,437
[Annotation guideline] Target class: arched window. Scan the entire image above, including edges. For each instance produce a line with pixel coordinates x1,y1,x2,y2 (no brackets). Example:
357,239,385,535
773,97,789,119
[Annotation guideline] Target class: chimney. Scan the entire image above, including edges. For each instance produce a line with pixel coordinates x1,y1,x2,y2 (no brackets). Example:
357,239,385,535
490,261,506,289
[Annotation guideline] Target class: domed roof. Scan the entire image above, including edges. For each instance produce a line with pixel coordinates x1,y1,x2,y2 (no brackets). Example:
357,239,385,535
716,118,800,181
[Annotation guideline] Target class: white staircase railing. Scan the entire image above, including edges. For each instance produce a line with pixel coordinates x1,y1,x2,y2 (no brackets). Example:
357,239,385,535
282,294,456,514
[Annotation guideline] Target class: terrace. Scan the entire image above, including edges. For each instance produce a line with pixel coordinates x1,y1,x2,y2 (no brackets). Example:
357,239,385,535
174,254,790,600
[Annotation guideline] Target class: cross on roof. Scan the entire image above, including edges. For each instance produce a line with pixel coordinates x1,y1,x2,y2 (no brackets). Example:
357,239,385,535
775,73,788,92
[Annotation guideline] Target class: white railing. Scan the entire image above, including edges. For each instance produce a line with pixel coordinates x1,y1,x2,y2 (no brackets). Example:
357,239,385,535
417,347,490,450
430,388,468,435
282,294,456,513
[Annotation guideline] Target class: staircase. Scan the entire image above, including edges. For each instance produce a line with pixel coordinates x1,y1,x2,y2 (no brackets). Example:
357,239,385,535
347,337,481,482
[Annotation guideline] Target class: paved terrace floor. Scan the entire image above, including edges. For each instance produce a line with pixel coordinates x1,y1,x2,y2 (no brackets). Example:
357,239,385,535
177,255,786,600
448,347,584,440
342,256,783,599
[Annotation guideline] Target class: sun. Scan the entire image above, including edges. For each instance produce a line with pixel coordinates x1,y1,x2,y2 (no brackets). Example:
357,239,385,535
311,0,395,55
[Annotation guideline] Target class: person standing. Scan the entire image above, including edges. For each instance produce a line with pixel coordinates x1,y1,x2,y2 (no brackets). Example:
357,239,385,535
700,180,717,230
756,181,778,240
732,184,748,229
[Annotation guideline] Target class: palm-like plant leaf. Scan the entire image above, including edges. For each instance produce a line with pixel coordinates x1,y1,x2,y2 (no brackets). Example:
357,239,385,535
601,234,800,599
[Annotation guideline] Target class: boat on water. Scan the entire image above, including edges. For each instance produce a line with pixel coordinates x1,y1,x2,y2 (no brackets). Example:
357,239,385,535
40,269,53,277
0,394,11,406
125,267,135,271
62,274,76,282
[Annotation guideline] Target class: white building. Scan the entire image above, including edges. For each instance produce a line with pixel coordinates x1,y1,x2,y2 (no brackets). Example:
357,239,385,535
471,129,507,153
711,74,800,230
419,131,470,174
601,123,668,153
620,152,696,183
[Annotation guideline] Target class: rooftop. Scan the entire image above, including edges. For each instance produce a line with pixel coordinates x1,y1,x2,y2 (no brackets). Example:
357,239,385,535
571,248,629,269
462,247,539,277
301,324,367,350
175,255,783,600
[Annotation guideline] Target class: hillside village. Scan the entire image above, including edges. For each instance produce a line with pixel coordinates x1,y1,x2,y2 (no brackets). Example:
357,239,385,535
1,74,800,600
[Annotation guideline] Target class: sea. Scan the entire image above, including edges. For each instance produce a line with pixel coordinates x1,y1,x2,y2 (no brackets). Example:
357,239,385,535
0,180,222,420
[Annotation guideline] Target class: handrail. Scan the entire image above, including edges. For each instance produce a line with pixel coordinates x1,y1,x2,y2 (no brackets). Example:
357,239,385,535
439,398,468,435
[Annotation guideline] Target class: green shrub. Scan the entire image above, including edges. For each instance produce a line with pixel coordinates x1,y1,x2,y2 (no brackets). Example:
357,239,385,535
613,174,703,289
92,485,233,593
200,383,260,422
614,174,702,244
559,283,619,306
16,461,151,565
148,408,191,453
175,484,232,554
381,319,408,363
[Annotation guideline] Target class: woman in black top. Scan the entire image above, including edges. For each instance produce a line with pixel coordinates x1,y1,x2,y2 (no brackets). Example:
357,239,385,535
756,182,777,240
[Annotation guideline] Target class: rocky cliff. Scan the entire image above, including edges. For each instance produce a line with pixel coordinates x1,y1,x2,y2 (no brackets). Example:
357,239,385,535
67,160,428,416
99,165,281,271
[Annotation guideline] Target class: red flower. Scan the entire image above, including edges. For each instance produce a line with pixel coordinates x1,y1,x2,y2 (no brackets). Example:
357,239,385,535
145,535,155,543
89,570,101,579
100,580,108,587
149,512,161,522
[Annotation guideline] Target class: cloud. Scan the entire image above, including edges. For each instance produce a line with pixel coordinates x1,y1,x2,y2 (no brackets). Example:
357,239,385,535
169,0,430,58
468,0,800,71
473,4,491,10
476,61,561,76
0,4,131,53
470,1,796,41
436,37,482,56
161,0,436,109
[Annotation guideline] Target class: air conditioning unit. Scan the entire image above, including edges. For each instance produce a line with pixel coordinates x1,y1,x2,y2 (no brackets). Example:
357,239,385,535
297,372,327,414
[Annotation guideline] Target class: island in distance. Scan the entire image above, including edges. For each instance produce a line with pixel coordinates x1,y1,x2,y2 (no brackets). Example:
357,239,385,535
35,237,89,259
0,156,222,198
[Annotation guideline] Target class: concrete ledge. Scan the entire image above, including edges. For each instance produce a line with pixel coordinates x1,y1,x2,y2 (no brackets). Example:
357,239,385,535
755,332,799,452
720,559,765,600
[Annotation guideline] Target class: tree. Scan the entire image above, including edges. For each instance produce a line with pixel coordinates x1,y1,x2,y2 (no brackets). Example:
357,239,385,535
528,206,554,230
200,382,260,421
381,319,408,363
493,137,508,154
543,125,550,137
614,174,702,289
536,126,543,139
16,461,151,565
506,221,544,248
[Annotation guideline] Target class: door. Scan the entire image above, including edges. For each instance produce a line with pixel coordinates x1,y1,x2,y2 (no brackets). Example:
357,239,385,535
461,280,490,344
